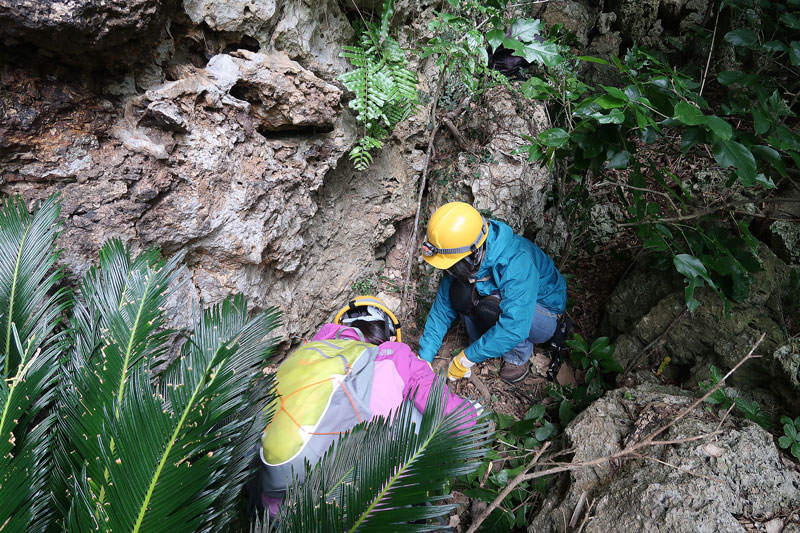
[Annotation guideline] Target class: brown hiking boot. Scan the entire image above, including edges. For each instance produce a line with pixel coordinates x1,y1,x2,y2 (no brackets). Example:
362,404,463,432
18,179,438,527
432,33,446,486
499,361,529,383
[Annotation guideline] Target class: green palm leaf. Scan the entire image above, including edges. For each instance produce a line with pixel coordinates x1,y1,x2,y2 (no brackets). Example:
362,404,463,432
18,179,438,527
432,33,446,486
0,194,68,375
51,240,184,519
0,194,71,532
66,294,280,533
276,378,492,532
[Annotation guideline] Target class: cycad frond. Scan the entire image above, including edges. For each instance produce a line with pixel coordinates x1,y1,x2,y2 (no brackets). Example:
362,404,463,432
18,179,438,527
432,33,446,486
0,194,70,532
85,239,184,408
0,194,68,375
65,295,280,533
51,240,184,519
277,378,493,532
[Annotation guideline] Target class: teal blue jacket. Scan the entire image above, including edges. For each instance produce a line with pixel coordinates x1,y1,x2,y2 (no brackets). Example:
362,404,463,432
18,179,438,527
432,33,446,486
418,220,566,363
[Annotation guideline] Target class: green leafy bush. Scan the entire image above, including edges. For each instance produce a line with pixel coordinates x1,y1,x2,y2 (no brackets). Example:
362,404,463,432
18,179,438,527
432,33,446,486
699,365,770,429
455,404,554,530
548,335,622,426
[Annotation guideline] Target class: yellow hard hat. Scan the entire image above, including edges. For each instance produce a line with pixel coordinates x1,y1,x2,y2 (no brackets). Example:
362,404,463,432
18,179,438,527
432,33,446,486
333,295,402,342
421,202,488,269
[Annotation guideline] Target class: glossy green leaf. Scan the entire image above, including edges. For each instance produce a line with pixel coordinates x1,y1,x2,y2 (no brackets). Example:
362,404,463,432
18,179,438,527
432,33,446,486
606,150,631,169
511,417,537,436
674,101,705,125
525,404,546,421
752,107,772,135
496,412,516,430
601,85,629,101
538,127,570,147
712,138,757,185
762,40,788,52
717,70,758,86
725,29,757,47
704,116,732,141
674,254,710,281
486,28,504,51
534,426,552,442
592,108,625,124
595,94,626,109
462,488,498,502
684,278,700,312
577,55,609,64
509,18,543,42
791,41,800,66
780,13,800,29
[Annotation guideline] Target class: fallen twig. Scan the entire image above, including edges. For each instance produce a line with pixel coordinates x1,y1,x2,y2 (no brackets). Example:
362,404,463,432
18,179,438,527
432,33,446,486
469,373,492,404
568,489,587,528
442,117,472,152
465,441,551,533
699,3,722,97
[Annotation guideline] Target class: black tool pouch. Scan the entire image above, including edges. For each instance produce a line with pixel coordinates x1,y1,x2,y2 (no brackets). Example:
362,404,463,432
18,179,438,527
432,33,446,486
449,279,501,336
546,316,574,382
449,278,479,315
473,296,501,335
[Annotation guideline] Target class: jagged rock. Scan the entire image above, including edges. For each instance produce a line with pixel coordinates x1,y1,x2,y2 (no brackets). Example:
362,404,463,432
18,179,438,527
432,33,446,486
0,40,433,348
529,384,800,533
456,86,552,234
541,0,601,47
771,219,800,265
541,0,711,71
182,0,354,78
0,0,167,60
606,245,799,413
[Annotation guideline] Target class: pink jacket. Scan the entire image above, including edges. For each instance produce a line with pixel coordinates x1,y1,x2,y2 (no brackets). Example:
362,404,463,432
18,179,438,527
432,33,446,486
260,324,477,515
313,323,475,422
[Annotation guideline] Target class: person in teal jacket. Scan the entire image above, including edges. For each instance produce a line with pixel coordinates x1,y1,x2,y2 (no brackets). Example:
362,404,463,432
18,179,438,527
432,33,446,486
418,202,567,383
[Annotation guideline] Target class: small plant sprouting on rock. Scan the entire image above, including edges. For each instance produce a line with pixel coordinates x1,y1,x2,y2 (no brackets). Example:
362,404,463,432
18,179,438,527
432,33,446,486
699,365,770,429
779,416,800,462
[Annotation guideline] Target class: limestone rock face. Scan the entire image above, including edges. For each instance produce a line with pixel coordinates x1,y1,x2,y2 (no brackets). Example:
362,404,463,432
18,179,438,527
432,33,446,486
0,50,400,342
529,385,800,533
457,87,552,234
0,0,166,59
182,0,354,78
605,245,799,412
541,0,712,79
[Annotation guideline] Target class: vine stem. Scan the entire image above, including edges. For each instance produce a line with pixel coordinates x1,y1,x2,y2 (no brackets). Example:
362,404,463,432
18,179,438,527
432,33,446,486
699,2,721,98
399,69,448,321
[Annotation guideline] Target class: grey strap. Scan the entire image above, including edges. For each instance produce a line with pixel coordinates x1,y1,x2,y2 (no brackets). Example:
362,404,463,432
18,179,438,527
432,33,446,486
335,327,366,342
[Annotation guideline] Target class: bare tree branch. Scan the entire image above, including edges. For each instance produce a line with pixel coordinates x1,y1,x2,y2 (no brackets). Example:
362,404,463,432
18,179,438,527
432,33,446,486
465,333,765,533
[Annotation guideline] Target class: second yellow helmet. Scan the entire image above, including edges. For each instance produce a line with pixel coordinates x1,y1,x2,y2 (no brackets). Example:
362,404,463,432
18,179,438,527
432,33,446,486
421,202,488,269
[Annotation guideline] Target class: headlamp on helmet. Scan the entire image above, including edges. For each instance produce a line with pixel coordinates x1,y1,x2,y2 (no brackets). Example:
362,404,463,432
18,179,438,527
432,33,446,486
333,295,402,342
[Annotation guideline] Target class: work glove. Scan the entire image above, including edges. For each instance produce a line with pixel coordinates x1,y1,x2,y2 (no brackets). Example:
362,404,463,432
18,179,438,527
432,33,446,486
447,351,475,381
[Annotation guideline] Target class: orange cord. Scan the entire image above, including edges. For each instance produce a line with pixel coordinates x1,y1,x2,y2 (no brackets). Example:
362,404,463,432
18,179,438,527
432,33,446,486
263,354,364,435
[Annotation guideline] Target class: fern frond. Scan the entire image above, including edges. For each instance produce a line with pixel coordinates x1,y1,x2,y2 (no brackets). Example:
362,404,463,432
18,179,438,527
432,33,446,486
338,0,419,170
